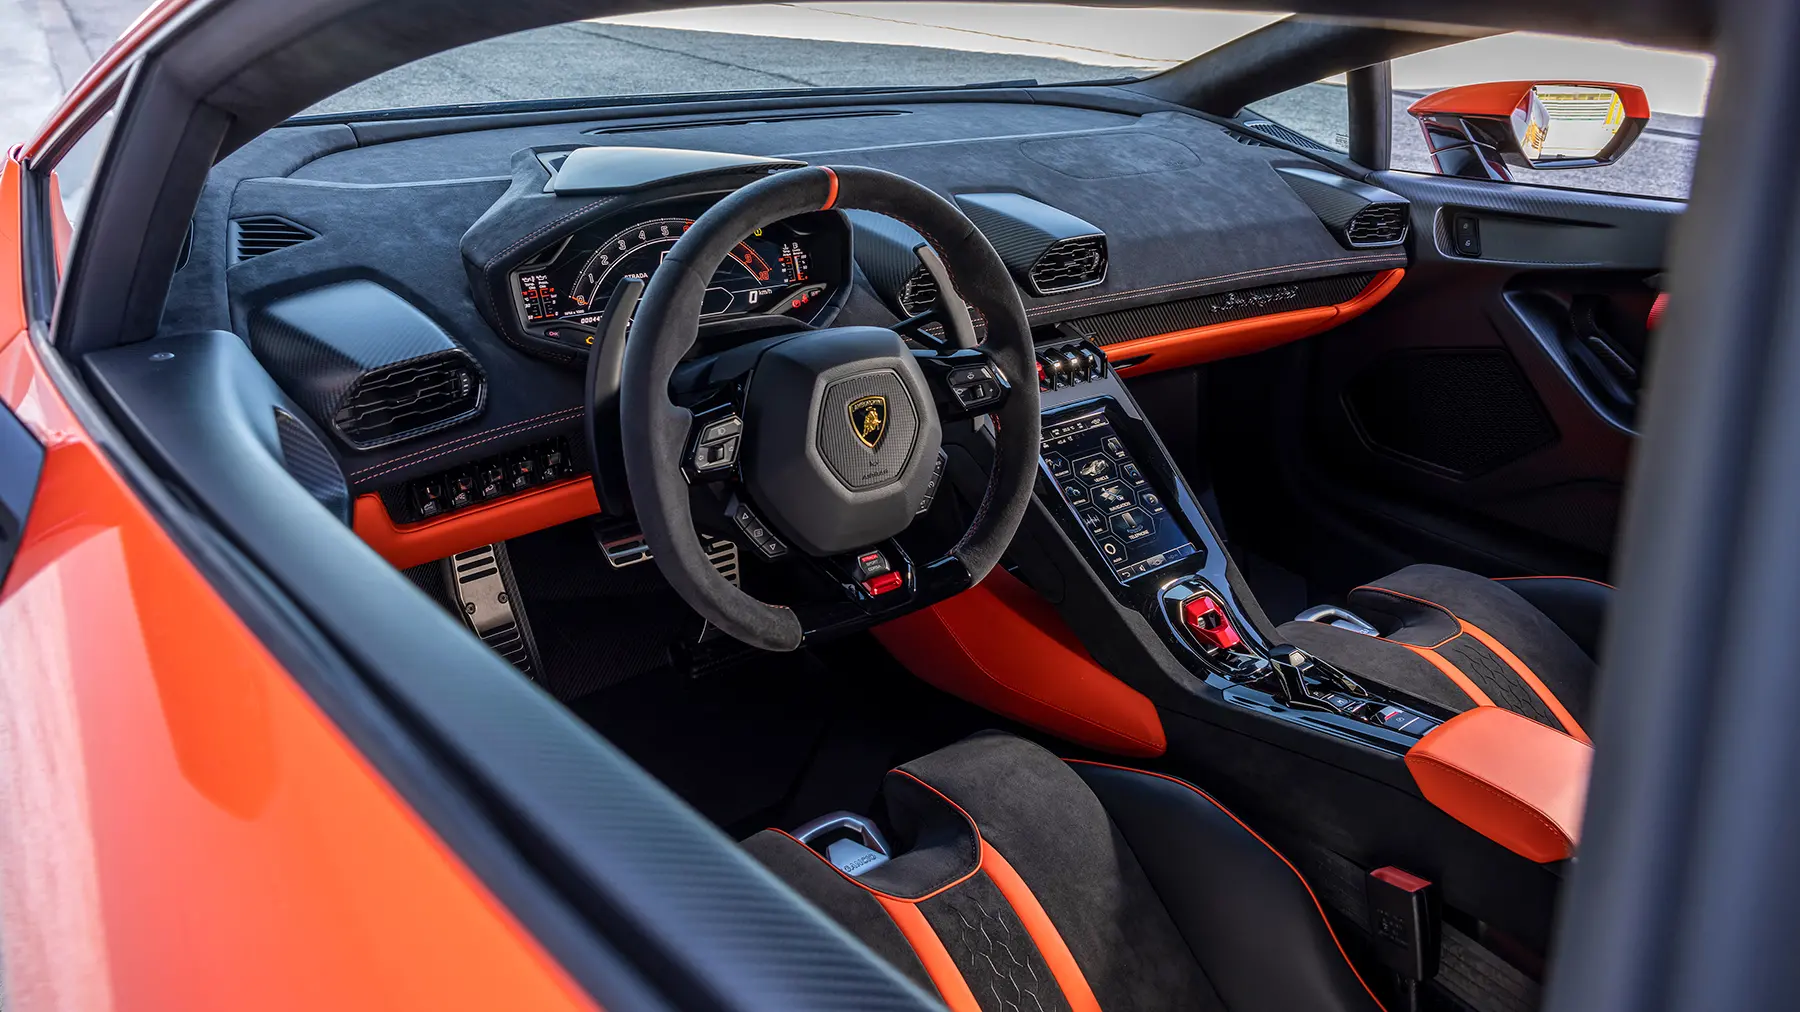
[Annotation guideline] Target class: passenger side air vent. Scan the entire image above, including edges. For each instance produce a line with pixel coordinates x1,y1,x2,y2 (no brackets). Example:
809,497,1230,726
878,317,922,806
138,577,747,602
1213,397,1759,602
1029,235,1108,295
249,280,487,451
332,353,483,449
1345,205,1409,247
1275,166,1410,250
954,193,1109,297
899,266,940,316
231,215,317,262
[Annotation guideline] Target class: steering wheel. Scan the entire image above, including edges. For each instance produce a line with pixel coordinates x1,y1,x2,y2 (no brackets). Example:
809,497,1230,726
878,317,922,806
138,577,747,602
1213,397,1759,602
618,165,1041,651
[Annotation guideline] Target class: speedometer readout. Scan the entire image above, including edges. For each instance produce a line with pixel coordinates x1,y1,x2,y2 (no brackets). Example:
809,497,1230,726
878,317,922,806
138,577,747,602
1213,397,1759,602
512,216,821,335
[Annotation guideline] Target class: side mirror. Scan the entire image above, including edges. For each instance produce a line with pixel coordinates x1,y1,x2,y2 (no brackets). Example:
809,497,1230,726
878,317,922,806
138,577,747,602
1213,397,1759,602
1408,82,1650,182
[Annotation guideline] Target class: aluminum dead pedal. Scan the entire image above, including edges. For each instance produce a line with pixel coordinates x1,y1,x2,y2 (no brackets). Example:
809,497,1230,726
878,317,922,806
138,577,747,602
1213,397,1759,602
444,542,541,678
592,520,740,586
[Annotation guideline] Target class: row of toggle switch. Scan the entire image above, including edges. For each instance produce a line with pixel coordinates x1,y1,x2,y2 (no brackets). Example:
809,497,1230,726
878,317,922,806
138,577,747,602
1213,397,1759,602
1036,341,1108,391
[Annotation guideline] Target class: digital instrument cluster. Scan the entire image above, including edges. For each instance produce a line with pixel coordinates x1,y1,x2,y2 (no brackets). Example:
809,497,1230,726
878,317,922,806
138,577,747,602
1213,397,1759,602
508,203,844,351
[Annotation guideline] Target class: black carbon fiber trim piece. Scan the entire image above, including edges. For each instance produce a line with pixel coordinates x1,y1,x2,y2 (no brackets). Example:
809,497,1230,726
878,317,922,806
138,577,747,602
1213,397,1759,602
954,193,1106,295
1067,272,1377,347
274,408,350,523
248,279,486,450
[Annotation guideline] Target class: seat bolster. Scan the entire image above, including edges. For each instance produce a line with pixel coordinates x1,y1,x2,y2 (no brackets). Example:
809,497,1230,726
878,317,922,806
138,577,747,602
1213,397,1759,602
1494,576,1612,661
1071,762,1386,1012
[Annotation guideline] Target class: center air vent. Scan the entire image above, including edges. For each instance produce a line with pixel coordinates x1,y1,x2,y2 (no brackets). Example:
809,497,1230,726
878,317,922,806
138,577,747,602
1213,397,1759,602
954,192,1109,298
1345,205,1409,247
332,352,483,450
898,267,940,316
1030,235,1108,295
231,216,317,262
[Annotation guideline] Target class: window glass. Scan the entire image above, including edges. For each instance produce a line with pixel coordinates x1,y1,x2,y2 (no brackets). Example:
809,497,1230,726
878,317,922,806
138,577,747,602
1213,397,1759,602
301,5,1287,116
52,109,117,229
1389,33,1711,199
1244,79,1349,152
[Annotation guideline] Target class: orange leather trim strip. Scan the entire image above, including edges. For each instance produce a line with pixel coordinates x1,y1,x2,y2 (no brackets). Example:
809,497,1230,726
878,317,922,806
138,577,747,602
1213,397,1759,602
819,166,840,210
352,479,599,570
1458,621,1591,745
1398,640,1496,708
1405,708,1592,863
1107,268,1404,377
873,568,1165,756
1067,761,1389,1012
1493,574,1615,590
874,895,982,1012
982,842,1102,1012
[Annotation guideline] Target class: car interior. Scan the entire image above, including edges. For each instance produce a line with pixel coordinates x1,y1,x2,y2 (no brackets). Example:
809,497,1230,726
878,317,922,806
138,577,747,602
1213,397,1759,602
24,3,1694,1010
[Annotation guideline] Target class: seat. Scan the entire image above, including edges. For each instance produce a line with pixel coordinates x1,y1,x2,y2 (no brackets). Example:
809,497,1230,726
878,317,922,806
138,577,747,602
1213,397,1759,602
1279,565,1610,743
744,732,1385,1012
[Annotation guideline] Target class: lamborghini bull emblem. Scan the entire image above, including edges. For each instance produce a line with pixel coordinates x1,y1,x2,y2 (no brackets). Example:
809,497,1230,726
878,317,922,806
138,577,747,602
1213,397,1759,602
849,395,889,450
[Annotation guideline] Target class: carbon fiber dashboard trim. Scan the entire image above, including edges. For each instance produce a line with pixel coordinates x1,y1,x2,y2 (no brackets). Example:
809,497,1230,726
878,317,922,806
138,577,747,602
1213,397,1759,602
1067,273,1378,347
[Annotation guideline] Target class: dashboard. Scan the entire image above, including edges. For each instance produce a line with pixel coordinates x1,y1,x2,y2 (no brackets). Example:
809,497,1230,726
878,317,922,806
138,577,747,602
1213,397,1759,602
506,199,849,354
172,96,1409,532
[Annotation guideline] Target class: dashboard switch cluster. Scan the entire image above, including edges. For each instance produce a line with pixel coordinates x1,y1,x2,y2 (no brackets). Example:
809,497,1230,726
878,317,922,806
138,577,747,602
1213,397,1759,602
398,435,580,523
1036,341,1108,391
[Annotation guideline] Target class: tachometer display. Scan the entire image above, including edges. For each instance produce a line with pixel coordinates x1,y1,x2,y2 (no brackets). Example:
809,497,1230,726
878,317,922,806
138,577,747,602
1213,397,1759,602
510,211,830,342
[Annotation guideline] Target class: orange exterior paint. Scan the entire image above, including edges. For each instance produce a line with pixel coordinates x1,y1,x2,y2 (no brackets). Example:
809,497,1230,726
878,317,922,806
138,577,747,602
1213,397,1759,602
1405,707,1592,863
0,155,596,1011
1407,81,1651,121
982,842,1102,1012
874,567,1166,757
1108,268,1404,377
353,478,600,570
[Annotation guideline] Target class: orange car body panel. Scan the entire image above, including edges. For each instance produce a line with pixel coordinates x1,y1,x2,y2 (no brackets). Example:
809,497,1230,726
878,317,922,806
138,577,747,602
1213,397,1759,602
873,567,1166,757
0,155,595,1011
1108,269,1404,377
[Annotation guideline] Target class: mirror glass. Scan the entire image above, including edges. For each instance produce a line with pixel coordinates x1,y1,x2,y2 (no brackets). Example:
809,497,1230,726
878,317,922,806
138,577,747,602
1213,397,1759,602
1510,85,1629,163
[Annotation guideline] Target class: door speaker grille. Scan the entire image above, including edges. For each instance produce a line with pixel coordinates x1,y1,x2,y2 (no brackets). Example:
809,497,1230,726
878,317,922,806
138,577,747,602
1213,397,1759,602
1344,349,1558,477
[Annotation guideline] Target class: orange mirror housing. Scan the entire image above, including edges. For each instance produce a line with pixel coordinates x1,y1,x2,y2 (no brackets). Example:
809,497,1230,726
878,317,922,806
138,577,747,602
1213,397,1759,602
1408,81,1651,182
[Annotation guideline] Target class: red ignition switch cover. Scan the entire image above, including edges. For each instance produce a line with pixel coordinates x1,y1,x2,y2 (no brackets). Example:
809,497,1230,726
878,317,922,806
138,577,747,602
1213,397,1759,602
862,571,904,596
1181,595,1241,651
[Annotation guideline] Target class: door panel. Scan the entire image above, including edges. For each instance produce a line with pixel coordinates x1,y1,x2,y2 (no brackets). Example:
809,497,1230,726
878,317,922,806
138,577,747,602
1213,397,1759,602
1209,170,1679,595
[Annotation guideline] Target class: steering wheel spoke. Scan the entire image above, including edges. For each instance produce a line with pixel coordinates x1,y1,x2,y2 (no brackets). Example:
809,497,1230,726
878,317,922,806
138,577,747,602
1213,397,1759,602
913,346,1011,422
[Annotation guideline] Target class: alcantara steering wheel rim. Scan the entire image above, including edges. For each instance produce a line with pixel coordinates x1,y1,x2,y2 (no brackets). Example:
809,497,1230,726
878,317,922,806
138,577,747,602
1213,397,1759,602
619,165,1041,651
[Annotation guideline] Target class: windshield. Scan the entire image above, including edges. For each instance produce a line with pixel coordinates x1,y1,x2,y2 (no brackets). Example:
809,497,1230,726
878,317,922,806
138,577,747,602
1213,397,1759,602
301,4,1285,116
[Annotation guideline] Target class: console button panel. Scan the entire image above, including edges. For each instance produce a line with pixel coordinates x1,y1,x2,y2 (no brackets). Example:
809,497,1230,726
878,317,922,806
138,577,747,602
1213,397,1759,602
1041,410,1196,582
392,435,582,524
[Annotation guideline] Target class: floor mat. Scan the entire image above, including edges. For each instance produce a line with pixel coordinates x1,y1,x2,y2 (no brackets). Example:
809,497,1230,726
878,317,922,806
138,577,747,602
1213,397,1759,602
567,632,1016,838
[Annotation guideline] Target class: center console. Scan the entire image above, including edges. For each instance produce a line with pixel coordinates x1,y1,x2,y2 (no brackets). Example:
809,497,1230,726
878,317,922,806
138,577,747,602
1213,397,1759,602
1018,338,1445,758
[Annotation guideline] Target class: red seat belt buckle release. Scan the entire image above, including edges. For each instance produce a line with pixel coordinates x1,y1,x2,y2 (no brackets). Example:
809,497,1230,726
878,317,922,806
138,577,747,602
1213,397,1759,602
1180,595,1241,651
1367,866,1441,985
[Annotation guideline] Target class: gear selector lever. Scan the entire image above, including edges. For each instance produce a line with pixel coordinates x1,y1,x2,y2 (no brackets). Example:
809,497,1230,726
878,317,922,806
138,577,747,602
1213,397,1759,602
1267,644,1372,714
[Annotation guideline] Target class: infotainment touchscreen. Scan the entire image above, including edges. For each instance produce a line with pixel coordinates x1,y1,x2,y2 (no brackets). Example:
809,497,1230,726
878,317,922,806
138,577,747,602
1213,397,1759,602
1040,411,1197,582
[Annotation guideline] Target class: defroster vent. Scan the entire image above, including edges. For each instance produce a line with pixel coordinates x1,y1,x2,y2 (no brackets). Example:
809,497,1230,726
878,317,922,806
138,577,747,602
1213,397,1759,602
332,352,483,450
231,216,317,262
1030,235,1108,295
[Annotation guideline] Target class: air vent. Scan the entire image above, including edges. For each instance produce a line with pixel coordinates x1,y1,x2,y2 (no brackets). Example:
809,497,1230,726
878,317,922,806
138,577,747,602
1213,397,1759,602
1223,126,1271,147
1345,205,1409,247
332,351,483,449
231,215,317,262
1029,236,1108,295
899,266,940,316
1242,119,1327,151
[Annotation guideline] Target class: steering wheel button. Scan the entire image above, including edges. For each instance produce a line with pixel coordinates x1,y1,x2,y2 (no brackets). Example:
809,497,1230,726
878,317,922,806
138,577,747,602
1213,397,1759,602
694,435,740,472
699,416,743,443
861,571,904,596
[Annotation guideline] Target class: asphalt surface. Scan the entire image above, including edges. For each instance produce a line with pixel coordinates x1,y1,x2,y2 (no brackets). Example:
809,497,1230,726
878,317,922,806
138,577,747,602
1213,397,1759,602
6,3,1699,202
